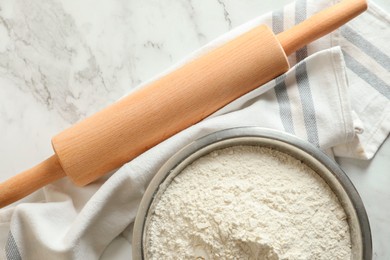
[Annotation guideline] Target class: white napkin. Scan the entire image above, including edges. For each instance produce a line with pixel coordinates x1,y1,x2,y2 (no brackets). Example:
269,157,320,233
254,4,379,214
1,0,389,259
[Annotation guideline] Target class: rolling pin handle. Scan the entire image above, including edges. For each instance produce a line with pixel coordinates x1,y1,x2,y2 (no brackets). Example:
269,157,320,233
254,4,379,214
0,155,66,208
277,0,368,56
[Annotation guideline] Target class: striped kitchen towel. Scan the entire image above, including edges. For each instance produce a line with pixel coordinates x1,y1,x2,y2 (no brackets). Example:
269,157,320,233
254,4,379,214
1,0,389,259
210,0,390,159
280,0,390,159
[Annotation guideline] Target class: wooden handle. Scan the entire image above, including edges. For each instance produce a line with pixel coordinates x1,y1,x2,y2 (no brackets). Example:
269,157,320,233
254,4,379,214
277,0,367,56
0,155,66,208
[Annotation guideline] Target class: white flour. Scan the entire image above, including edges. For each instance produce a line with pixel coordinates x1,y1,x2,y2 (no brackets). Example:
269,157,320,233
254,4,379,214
145,146,351,259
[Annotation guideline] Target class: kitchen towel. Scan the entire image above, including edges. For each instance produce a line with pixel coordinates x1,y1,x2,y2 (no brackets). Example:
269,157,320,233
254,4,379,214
1,0,389,259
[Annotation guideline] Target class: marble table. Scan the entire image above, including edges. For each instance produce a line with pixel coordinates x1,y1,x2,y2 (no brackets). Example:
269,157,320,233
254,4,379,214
0,0,388,259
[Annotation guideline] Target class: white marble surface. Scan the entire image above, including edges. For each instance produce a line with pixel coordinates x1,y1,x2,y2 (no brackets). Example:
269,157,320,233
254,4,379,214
0,0,388,259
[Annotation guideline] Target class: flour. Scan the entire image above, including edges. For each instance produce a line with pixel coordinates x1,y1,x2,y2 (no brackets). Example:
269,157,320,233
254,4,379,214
145,146,351,259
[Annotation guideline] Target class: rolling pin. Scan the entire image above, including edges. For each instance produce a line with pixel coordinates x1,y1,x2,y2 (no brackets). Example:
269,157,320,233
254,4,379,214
0,0,367,208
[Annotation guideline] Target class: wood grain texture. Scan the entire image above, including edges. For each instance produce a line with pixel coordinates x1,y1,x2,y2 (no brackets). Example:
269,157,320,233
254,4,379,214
52,25,289,186
0,155,65,208
277,0,367,56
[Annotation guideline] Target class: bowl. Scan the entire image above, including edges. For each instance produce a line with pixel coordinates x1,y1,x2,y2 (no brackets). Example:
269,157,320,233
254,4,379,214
133,127,372,259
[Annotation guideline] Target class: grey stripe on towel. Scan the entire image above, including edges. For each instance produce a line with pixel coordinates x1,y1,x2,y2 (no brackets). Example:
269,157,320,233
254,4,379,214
272,10,295,134
341,26,390,70
274,75,296,134
5,232,22,260
295,0,320,147
296,62,320,147
343,51,390,99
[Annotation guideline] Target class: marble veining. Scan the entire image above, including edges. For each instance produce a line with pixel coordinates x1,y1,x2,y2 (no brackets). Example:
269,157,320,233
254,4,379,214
216,0,233,29
1,0,111,124
0,0,389,258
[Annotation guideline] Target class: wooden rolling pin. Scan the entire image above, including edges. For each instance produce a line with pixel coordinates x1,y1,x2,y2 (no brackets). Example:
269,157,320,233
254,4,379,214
0,0,367,207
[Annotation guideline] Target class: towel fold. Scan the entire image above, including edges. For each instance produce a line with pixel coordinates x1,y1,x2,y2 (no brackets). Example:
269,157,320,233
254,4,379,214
1,0,389,259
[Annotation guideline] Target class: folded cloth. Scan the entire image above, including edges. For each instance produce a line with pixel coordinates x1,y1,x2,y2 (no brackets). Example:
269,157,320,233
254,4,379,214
1,0,389,259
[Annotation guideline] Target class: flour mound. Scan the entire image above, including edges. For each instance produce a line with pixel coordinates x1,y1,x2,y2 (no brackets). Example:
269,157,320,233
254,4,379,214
145,146,351,259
